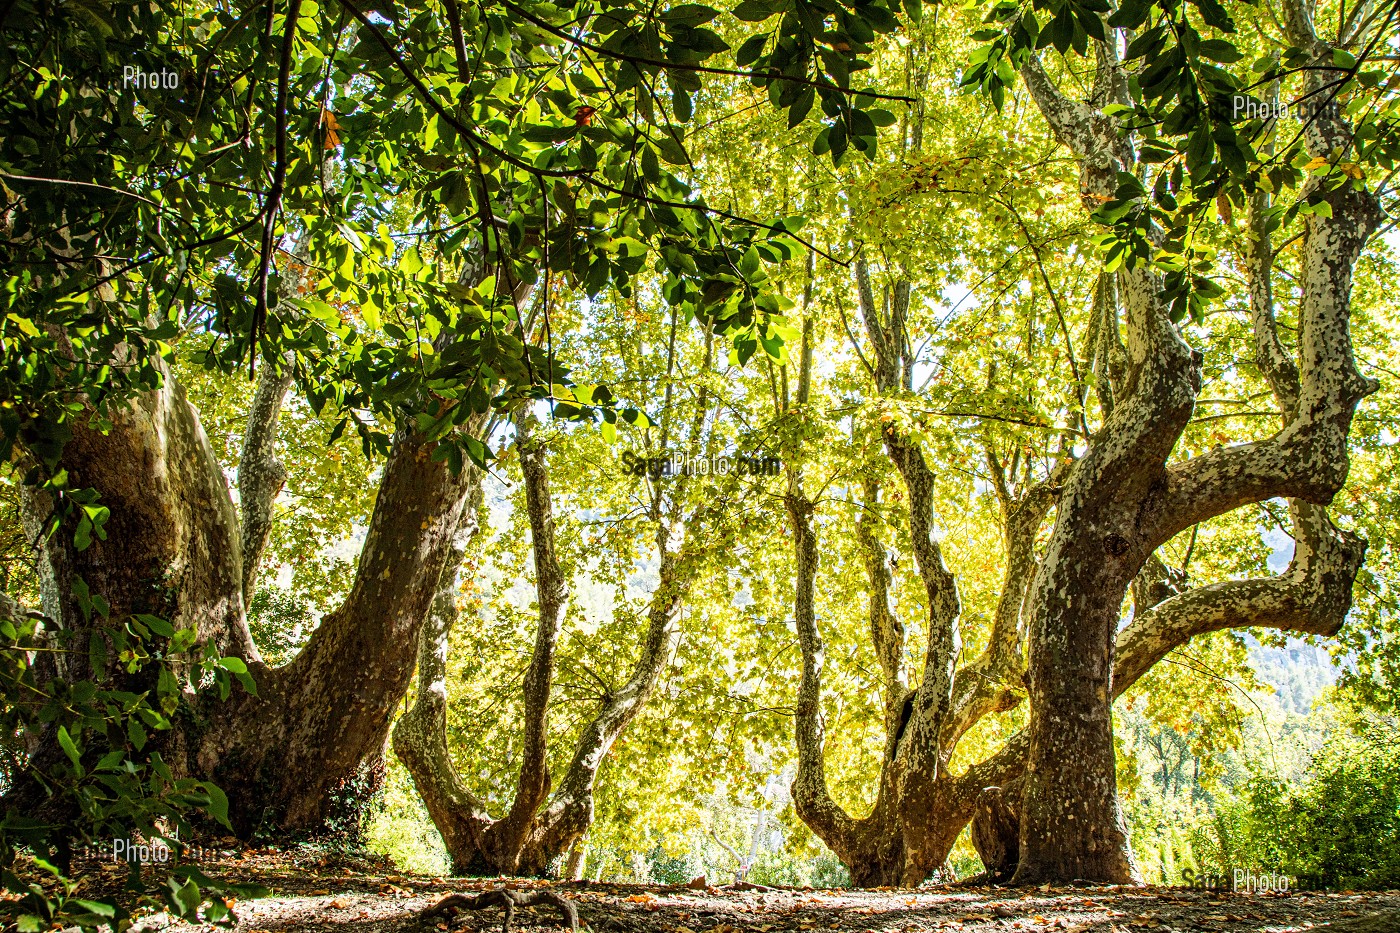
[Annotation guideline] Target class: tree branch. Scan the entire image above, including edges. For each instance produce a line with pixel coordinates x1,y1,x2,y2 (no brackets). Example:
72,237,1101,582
1115,501,1364,696
237,352,294,603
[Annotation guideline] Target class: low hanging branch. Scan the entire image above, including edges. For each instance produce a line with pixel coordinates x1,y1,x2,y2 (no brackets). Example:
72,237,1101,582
419,888,579,933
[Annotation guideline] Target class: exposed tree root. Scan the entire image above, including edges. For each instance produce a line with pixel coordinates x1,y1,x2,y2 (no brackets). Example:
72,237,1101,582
419,887,579,933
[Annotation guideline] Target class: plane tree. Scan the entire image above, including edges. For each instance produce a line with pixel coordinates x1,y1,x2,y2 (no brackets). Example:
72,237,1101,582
0,0,911,843
672,2,1400,886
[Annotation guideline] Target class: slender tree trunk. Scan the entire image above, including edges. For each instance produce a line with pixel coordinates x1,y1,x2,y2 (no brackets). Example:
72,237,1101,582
237,354,294,603
389,468,496,873
564,842,586,881
395,410,706,875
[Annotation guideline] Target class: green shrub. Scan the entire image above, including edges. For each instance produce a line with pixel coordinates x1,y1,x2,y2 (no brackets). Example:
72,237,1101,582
1,608,263,929
1188,717,1400,890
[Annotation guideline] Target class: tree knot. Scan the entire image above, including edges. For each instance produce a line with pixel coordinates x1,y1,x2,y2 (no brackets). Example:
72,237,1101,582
1102,533,1131,557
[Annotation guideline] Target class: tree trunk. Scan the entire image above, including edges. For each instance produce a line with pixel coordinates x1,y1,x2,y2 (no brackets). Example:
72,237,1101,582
785,73,1378,876
788,261,1058,888
237,354,294,603
24,369,253,671
395,412,705,875
1007,12,1379,878
10,351,491,836
564,842,586,881
970,781,1021,883
192,419,486,833
388,471,496,873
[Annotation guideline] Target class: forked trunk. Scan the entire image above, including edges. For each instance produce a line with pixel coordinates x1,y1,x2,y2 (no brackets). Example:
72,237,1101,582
11,357,488,836
394,415,702,875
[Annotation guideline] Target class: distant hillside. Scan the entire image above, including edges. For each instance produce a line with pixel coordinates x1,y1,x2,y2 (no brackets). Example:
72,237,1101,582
1247,636,1339,715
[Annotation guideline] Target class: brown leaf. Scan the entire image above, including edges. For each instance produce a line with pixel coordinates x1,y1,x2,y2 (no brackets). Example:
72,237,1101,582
321,109,342,149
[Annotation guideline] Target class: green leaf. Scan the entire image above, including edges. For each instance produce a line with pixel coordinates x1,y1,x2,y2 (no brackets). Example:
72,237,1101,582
788,88,815,128
74,514,92,551
734,32,768,66
72,899,116,917
136,614,175,637
200,781,232,828
57,725,81,769
169,877,202,917
732,0,783,21
128,716,148,751
665,3,721,26
89,631,107,680
217,656,249,674
96,749,126,771
1199,39,1241,63
673,87,693,122
738,246,761,277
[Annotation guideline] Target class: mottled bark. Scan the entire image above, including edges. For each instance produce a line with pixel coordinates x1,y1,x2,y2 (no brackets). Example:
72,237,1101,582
523,541,688,872
1008,5,1378,879
396,407,704,875
563,842,586,881
389,461,496,871
858,478,907,737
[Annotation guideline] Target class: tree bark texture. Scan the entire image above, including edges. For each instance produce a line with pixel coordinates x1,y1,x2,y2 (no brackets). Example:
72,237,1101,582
11,349,492,834
394,415,703,875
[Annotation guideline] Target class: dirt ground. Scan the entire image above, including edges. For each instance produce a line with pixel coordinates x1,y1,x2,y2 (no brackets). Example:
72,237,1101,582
66,847,1400,933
